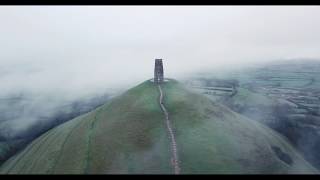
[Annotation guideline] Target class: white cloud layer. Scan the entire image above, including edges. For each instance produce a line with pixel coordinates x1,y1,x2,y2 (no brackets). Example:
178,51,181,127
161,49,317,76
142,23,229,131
1,6,320,96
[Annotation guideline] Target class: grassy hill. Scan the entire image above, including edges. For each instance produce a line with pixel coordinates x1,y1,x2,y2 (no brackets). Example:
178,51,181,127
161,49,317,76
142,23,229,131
0,80,317,174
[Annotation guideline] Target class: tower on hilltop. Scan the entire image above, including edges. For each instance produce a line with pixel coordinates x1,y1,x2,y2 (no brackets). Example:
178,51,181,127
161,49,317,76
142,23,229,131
154,59,164,84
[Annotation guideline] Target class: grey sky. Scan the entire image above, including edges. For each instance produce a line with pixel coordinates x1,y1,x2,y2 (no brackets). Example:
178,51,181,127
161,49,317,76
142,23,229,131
1,6,320,96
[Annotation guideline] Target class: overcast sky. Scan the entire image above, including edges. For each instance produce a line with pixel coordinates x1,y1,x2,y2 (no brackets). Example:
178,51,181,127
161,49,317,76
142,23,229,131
1,6,320,97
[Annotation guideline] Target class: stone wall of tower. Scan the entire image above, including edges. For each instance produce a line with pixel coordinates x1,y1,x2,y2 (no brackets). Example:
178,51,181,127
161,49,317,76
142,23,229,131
154,59,164,83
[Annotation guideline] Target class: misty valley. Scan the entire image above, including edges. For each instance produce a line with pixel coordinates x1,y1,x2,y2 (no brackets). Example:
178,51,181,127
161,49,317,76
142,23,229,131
183,60,320,170
0,92,113,165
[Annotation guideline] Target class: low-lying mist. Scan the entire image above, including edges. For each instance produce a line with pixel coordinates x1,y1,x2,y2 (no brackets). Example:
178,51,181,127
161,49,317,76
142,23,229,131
1,6,320,165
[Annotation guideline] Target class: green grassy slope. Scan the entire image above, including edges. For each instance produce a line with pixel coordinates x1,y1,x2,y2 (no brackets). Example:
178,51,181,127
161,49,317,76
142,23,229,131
0,80,317,174
163,81,316,173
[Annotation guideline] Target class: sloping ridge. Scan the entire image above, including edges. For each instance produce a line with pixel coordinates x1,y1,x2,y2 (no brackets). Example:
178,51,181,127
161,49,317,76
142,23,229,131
0,79,318,174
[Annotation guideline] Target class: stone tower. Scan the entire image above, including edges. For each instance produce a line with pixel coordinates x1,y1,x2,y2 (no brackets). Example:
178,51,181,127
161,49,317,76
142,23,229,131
154,59,164,83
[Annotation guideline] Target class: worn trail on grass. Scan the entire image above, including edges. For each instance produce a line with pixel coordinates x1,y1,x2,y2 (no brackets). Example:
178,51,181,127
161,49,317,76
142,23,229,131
158,84,180,174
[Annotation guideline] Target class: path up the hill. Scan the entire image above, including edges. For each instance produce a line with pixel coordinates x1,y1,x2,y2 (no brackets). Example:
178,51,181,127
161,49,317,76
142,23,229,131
158,84,180,174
